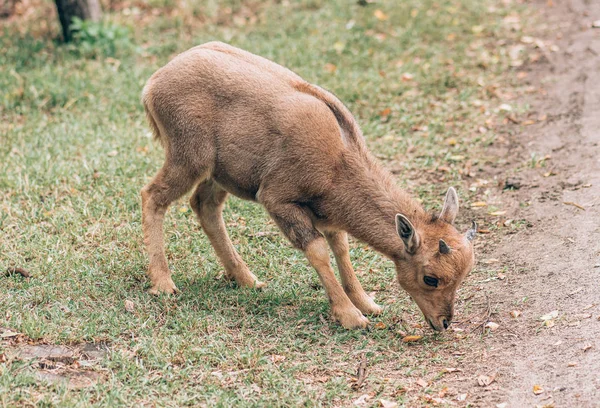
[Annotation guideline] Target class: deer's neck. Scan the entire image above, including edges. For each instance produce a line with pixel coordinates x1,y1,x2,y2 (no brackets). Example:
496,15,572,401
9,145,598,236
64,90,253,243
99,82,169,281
329,153,427,260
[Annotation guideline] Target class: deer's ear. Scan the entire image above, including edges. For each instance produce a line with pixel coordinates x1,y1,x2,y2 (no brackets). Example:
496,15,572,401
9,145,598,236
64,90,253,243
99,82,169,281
395,214,420,254
439,187,459,224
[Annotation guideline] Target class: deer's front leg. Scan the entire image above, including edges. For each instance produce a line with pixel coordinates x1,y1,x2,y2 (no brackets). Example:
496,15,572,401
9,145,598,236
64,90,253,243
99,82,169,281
264,200,368,329
325,231,382,316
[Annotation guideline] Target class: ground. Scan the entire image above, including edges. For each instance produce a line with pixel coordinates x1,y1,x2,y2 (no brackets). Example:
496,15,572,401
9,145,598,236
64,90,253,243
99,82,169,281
1,0,599,406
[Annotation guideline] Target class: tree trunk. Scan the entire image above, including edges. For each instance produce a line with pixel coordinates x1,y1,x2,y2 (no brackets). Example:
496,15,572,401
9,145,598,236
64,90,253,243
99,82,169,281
0,0,16,18
54,0,101,42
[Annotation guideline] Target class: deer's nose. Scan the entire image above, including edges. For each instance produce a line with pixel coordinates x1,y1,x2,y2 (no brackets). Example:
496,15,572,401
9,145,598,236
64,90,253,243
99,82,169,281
442,318,450,330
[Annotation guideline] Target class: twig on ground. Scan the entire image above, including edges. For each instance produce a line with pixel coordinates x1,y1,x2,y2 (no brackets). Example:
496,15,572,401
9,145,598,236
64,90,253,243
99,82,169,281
5,267,31,278
353,353,367,390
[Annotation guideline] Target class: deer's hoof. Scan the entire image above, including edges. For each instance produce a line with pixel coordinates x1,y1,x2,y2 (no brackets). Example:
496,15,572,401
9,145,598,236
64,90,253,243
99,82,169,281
333,306,369,329
149,278,178,295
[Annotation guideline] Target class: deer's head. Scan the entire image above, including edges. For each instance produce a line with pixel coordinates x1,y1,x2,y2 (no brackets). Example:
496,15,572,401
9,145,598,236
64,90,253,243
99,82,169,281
394,187,476,331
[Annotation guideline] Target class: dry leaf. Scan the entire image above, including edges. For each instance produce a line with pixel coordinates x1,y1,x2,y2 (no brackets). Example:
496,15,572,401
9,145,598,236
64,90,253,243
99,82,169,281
124,300,135,313
510,310,521,318
489,210,506,216
416,378,428,388
379,399,398,408
354,394,371,406
0,330,19,338
470,201,487,208
481,258,500,265
443,367,462,373
402,335,422,343
107,150,118,157
0,353,6,363
324,63,337,73
485,322,499,331
477,374,496,386
379,108,392,117
533,384,544,395
592,20,600,28
544,320,555,328
567,362,577,367
497,403,508,408
541,310,558,321
582,344,592,352
401,73,414,81
374,9,388,21
499,104,512,112
457,393,467,401
374,322,387,329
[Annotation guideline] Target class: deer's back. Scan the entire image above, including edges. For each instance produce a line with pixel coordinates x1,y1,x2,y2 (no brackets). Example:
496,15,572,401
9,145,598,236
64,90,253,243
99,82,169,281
144,42,352,201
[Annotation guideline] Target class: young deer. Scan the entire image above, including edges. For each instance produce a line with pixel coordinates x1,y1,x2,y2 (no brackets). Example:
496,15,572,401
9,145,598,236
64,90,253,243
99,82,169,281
141,42,477,331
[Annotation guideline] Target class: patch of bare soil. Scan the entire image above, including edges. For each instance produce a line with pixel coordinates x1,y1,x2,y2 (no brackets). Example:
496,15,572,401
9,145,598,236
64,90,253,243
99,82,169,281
1,327,108,389
447,0,600,406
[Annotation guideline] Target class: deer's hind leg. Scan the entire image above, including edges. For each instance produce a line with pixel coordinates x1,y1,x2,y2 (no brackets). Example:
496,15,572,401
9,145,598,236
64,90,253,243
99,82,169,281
142,162,208,295
190,180,264,288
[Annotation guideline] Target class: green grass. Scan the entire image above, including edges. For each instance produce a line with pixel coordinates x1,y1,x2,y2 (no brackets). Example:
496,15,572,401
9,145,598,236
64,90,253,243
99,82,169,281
1,0,526,405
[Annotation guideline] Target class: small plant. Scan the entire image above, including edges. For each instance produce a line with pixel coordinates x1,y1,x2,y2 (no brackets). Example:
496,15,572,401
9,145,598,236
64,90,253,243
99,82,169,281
69,17,132,58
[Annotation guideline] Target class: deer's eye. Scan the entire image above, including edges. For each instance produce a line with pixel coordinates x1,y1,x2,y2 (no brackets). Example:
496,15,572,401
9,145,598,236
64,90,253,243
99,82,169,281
423,276,438,287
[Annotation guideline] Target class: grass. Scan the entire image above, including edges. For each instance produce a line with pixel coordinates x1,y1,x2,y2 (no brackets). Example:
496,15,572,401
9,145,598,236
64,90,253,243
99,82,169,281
1,0,527,406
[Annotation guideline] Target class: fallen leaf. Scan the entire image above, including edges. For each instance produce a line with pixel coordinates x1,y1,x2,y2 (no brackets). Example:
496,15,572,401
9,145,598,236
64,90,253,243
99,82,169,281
402,335,423,343
497,273,506,280
457,393,467,401
374,9,388,21
107,150,118,157
497,403,508,408
374,322,386,329
592,20,600,28
533,384,544,395
485,322,499,331
379,399,398,408
446,137,457,146
0,330,20,338
401,72,414,81
477,228,491,234
0,353,6,363
567,362,577,367
481,258,500,265
470,201,488,208
333,41,345,53
416,378,428,388
443,367,462,373
544,320,555,328
541,310,558,321
510,310,521,318
379,108,392,117
477,374,496,386
489,210,506,216
499,104,512,112
354,394,371,406
324,63,337,73
582,344,592,352
471,25,484,34
124,300,135,313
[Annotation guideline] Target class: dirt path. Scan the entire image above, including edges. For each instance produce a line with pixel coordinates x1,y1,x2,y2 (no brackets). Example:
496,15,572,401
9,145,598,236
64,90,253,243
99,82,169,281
455,0,600,406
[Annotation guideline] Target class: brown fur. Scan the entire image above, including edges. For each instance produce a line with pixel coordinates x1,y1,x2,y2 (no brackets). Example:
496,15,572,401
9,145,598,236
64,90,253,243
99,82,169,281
140,42,476,330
